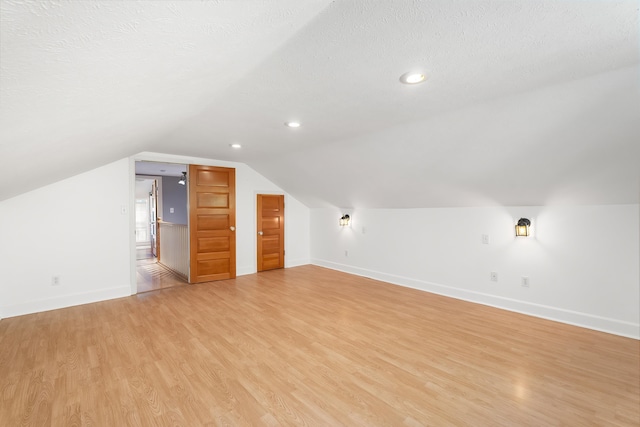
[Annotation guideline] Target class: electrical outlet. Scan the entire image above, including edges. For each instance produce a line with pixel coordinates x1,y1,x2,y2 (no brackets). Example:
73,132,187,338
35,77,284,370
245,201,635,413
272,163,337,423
482,234,490,244
490,272,498,282
521,277,530,287
51,276,61,286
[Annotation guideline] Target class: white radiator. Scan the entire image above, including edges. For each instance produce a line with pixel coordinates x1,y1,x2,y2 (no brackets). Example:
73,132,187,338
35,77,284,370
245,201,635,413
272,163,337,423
158,222,189,279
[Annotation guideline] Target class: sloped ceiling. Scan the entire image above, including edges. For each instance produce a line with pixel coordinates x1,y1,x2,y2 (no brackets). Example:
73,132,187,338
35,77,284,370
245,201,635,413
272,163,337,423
1,0,638,207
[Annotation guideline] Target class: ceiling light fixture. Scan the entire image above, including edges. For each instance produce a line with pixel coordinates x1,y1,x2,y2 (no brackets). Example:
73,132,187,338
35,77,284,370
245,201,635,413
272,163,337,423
399,71,426,85
285,121,301,128
339,214,350,227
178,172,187,186
230,143,242,149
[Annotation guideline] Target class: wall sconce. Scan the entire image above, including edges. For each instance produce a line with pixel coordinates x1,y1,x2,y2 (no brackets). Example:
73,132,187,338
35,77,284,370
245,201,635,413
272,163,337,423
515,218,531,237
339,214,350,227
178,172,187,185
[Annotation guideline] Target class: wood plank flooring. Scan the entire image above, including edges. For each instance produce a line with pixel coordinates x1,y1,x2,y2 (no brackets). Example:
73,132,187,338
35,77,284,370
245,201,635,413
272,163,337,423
0,265,638,426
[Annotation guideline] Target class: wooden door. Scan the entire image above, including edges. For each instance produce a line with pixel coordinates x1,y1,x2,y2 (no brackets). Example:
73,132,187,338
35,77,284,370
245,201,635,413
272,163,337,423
189,165,236,283
257,194,284,272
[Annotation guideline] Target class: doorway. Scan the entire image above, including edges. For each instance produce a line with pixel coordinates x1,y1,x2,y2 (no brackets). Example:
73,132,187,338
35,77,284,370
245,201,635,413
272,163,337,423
132,161,238,291
135,162,189,292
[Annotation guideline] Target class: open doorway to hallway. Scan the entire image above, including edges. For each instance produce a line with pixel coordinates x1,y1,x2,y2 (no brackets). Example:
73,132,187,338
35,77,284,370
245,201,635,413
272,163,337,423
135,161,189,293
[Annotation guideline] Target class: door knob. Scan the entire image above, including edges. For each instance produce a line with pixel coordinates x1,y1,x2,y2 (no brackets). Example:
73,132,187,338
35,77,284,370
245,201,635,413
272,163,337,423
230,226,236,231
258,231,263,235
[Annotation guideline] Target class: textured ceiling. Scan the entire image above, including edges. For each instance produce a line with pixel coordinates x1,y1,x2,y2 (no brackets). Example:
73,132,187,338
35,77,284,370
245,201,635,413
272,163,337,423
1,0,639,207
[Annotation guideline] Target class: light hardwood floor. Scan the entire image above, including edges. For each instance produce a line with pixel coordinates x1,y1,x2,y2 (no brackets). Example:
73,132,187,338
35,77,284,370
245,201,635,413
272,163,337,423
0,265,638,426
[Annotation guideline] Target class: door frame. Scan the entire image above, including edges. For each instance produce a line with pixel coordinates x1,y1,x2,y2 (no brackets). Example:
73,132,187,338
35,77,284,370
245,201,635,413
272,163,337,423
129,156,187,294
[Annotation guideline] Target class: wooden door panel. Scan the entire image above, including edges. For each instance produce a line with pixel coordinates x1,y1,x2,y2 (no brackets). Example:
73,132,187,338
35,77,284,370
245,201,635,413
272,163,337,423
189,165,236,283
263,235,280,250
262,217,281,230
262,253,280,270
197,192,229,208
196,170,229,186
257,194,284,272
197,259,230,278
262,197,280,210
197,214,229,231
197,236,230,253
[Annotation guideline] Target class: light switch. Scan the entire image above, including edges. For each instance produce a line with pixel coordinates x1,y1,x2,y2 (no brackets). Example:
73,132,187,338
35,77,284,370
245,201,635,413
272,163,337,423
170,208,174,213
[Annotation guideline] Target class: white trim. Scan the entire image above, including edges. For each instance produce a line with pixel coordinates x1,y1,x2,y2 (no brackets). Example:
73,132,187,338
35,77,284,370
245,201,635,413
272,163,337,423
286,258,311,269
1,286,131,319
237,266,255,276
311,258,640,339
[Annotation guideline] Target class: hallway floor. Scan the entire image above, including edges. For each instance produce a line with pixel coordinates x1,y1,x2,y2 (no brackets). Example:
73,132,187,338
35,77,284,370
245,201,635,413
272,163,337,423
136,247,188,293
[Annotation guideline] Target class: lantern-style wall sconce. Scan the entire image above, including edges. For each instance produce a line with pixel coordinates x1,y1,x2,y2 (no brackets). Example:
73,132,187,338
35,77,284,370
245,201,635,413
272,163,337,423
340,214,350,227
515,218,531,237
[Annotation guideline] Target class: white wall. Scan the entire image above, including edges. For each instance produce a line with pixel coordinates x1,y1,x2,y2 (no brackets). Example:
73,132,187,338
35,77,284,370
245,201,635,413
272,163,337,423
0,153,310,318
310,205,640,338
0,159,132,318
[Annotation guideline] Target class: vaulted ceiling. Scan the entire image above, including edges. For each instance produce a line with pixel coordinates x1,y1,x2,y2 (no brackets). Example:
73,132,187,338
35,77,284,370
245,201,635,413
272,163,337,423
1,0,638,207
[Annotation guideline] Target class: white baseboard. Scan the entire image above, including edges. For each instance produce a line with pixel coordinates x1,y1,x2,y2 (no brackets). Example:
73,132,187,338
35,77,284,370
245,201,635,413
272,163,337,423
1,286,132,319
311,259,640,340
237,259,309,276
286,258,310,268
237,265,255,276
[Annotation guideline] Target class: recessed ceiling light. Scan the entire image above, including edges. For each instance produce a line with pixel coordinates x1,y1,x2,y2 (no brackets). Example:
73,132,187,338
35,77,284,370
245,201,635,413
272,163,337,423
230,143,242,149
285,121,301,128
399,71,426,85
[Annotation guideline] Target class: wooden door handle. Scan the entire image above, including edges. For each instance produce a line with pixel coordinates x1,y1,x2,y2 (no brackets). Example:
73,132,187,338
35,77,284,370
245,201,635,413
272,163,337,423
258,231,263,235
230,226,236,231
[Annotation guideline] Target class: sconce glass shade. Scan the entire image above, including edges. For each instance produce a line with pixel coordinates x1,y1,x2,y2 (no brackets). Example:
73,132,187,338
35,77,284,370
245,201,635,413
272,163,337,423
340,214,350,227
515,218,531,237
178,172,187,185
